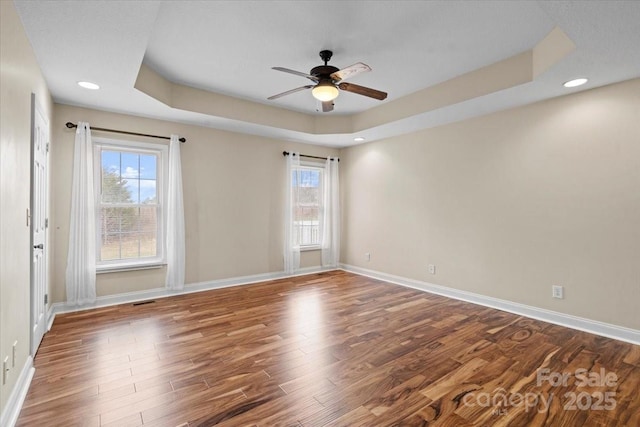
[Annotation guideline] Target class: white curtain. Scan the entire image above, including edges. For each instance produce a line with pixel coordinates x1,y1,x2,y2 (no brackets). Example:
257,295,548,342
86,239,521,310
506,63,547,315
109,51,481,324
165,135,185,290
284,152,300,274
321,157,340,267
65,122,96,305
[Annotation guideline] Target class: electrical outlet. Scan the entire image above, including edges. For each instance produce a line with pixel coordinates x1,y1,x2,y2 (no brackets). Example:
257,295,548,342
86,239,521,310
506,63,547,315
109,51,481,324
552,285,564,299
428,264,436,275
12,341,17,368
365,252,371,262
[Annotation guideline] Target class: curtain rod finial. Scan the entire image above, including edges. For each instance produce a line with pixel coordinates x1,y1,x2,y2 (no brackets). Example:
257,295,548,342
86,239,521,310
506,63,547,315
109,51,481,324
65,122,76,129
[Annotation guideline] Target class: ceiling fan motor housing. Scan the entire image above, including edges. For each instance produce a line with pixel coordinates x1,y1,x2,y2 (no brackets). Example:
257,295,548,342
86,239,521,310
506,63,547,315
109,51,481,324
310,65,339,80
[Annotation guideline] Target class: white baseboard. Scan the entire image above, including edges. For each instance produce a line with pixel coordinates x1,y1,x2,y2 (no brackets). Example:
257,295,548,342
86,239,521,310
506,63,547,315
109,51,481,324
0,356,35,427
46,303,55,331
340,264,640,346
47,266,336,326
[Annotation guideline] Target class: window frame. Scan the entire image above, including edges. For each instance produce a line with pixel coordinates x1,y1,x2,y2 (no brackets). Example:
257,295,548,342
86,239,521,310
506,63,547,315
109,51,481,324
293,161,325,251
93,137,168,272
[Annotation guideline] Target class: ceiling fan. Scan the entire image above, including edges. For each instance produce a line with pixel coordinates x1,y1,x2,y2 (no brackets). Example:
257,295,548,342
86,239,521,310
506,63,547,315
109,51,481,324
268,50,388,112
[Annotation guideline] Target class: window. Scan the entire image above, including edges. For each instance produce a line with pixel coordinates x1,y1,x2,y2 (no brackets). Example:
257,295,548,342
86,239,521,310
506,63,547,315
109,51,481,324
292,164,323,248
94,138,167,270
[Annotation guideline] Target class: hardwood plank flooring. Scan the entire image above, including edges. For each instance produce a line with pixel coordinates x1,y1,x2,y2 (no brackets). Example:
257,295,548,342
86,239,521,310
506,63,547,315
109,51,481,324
16,271,640,426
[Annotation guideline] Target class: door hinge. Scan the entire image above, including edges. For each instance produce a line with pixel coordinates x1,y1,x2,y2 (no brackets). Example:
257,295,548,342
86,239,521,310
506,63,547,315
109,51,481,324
44,294,48,304
45,218,49,228
46,143,50,153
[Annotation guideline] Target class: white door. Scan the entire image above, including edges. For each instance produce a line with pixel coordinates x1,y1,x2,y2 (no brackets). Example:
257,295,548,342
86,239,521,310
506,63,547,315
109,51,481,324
31,95,49,355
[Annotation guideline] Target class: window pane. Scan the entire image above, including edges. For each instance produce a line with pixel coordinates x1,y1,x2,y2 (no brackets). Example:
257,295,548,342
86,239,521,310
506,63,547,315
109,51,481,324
292,167,322,246
98,206,158,260
139,206,157,234
120,231,141,259
97,145,162,265
99,207,122,235
139,235,157,258
126,180,140,203
299,169,320,187
139,179,157,203
101,233,121,261
139,155,157,179
99,206,122,260
102,169,132,203
102,150,120,174
298,185,319,205
121,153,139,179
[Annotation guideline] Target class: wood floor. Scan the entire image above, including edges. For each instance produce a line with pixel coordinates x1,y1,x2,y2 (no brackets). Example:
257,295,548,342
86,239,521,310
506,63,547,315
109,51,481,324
17,271,640,426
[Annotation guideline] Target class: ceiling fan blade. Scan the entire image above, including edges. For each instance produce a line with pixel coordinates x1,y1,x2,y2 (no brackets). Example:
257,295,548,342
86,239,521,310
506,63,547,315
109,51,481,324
338,82,387,100
330,62,371,82
272,67,319,82
267,85,313,100
321,101,334,112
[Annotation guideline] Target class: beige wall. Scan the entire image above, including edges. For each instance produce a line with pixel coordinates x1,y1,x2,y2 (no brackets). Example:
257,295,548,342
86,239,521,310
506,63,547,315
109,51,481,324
51,105,338,303
0,0,53,414
341,78,640,330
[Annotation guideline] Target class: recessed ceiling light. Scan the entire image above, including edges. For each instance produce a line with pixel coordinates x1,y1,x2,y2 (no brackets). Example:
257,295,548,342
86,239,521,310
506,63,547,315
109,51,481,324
77,81,100,90
563,78,588,88
353,137,365,142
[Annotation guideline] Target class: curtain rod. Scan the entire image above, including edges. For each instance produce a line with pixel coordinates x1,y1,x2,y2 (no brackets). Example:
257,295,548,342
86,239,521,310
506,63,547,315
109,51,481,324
282,151,339,161
65,122,186,143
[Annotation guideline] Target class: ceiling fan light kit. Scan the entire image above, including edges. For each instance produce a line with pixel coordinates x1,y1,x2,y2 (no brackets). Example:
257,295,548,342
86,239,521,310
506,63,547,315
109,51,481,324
269,50,387,112
312,80,339,102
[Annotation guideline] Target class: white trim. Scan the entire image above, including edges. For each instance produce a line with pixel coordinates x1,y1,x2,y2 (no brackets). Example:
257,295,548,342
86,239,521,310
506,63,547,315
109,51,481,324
93,137,169,151
0,356,35,427
340,264,640,346
300,160,326,168
96,263,165,274
47,266,336,324
46,303,55,331
93,137,168,271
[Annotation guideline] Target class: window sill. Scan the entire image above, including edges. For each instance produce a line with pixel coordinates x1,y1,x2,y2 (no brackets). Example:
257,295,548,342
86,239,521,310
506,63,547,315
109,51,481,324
96,263,166,274
300,245,321,252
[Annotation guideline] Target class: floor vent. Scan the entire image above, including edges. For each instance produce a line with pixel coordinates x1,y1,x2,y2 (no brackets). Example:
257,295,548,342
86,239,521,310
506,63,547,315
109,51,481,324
132,300,156,306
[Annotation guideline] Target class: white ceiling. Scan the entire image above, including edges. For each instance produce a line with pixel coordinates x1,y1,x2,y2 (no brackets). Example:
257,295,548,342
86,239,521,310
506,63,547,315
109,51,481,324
14,1,640,147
